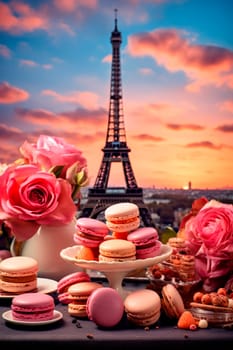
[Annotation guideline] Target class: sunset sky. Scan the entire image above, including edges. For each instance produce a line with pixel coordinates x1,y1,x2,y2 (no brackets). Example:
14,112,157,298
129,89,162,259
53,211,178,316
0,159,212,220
0,0,233,190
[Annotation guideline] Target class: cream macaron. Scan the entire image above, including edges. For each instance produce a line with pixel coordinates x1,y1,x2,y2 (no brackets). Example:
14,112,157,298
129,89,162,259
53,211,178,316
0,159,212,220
124,289,161,327
0,256,38,293
105,202,140,234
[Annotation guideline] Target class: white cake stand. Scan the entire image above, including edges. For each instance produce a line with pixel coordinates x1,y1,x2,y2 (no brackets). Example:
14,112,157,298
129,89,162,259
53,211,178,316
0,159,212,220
60,244,172,299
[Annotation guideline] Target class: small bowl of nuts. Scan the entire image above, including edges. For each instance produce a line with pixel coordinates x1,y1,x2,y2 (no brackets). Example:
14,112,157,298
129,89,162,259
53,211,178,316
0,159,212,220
190,288,233,327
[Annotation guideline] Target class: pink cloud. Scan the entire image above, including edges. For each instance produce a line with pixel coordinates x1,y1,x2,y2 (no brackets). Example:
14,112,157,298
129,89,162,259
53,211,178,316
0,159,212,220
0,1,49,34
53,0,97,13
19,59,38,67
19,59,53,70
0,82,29,104
166,123,204,131
215,124,233,133
220,100,233,113
15,106,107,128
102,54,112,63
0,44,11,58
132,133,165,142
186,141,222,150
42,89,99,109
127,28,233,91
139,67,154,75
42,64,53,70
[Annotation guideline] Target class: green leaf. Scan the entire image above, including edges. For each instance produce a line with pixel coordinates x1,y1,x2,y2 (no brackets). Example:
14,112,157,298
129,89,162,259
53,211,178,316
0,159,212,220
160,226,177,244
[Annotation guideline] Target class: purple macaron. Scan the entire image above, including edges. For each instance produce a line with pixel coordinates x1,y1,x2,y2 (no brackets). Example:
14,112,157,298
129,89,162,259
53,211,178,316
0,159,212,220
86,287,124,328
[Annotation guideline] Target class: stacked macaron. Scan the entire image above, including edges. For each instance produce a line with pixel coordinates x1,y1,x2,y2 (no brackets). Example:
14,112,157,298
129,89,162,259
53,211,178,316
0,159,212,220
99,239,136,262
104,202,140,239
74,218,109,260
124,289,161,327
67,281,103,318
11,292,55,322
167,237,196,282
57,271,91,304
127,227,162,259
0,256,38,294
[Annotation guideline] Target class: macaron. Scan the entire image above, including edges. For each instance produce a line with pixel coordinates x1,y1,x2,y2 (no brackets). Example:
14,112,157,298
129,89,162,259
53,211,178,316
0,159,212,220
57,271,91,304
0,250,11,261
75,245,99,261
167,237,187,254
124,289,161,327
11,292,55,322
0,256,38,293
74,218,109,248
161,283,185,319
127,227,162,259
99,239,136,262
105,202,140,233
86,287,124,328
67,281,103,317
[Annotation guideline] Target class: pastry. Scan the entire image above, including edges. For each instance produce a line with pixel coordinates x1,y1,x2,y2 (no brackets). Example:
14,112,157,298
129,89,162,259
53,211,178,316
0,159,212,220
11,292,55,321
98,239,136,262
161,283,185,319
76,245,99,261
105,202,140,233
67,281,103,317
74,217,109,248
0,256,38,293
127,227,161,259
86,287,124,328
124,289,161,327
57,271,91,304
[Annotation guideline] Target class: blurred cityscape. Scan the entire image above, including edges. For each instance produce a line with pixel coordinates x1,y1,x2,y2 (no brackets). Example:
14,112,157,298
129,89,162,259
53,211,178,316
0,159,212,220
79,187,233,232
1,187,232,252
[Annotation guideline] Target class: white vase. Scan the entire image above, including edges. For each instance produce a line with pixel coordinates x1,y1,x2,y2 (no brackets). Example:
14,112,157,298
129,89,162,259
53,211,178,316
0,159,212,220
11,218,81,280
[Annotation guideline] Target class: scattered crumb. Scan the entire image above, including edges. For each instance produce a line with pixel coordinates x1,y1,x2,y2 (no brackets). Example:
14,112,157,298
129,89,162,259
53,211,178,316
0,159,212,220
144,326,150,331
86,333,94,339
76,321,82,328
184,334,189,339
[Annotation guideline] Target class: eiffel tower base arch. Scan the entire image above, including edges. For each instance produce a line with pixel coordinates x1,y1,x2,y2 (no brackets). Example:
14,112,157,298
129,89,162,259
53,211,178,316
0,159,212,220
79,188,155,228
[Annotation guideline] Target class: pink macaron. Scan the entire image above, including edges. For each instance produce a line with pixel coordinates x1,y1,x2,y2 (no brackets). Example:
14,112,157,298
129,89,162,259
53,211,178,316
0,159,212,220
74,218,109,248
86,287,124,328
127,227,162,259
57,271,91,304
11,292,55,322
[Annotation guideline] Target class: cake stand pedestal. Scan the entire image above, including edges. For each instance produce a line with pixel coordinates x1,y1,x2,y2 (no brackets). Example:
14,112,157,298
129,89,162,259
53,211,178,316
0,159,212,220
60,244,172,299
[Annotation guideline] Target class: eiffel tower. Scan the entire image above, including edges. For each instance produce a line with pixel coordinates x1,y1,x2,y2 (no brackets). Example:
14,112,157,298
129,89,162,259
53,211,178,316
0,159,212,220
79,10,154,227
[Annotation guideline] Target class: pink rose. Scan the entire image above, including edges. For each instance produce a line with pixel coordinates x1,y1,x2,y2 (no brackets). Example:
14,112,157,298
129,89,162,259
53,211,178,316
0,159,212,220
0,164,76,241
185,200,233,291
19,135,87,177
